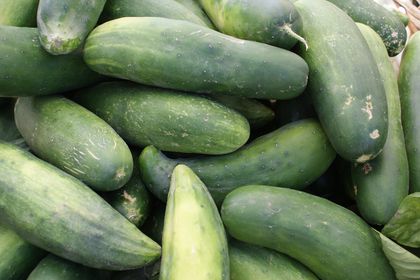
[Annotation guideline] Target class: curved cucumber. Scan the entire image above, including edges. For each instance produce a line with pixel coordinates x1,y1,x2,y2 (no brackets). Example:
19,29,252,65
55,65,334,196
0,25,102,97
37,0,107,55
229,240,318,280
84,17,309,99
295,0,388,163
351,23,409,225
0,224,46,280
160,165,229,280
399,32,420,193
139,119,336,204
15,96,133,192
73,82,250,155
0,0,38,27
173,0,214,27
0,142,161,270
221,185,397,280
197,0,302,49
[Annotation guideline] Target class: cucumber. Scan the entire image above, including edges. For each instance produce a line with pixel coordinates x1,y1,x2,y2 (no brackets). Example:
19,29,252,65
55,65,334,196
275,91,316,126
73,82,250,155
0,224,46,280
351,23,409,225
83,17,309,100
229,240,318,280
14,96,133,192
294,0,388,163
0,0,38,27
0,25,102,97
101,0,213,28
0,101,21,142
160,165,229,280
197,0,303,49
325,0,407,56
141,202,166,245
37,0,107,55
139,119,336,204
221,185,397,280
398,32,420,193
173,0,214,27
0,141,161,270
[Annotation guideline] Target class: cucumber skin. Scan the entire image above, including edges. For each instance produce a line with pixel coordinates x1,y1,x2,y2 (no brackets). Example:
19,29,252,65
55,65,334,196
173,0,214,27
351,24,409,225
221,185,397,280
325,0,407,57
84,17,309,100
37,0,107,55
295,0,388,163
0,225,46,280
0,141,161,270
160,165,229,280
73,82,250,155
14,96,133,192
0,26,102,97
197,0,302,49
399,32,420,193
139,119,336,205
0,0,39,27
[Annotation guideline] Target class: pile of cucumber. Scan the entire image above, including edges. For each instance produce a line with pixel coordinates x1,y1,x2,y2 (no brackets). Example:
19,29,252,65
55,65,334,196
1,0,420,279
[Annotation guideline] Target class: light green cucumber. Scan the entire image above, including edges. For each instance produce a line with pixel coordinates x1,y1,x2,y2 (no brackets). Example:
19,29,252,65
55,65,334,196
0,0,39,27
173,0,214,27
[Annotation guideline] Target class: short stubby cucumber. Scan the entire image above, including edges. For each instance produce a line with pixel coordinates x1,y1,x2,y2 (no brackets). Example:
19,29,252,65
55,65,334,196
73,82,250,155
0,25,102,97
160,165,229,280
139,119,336,204
0,0,38,27
351,24,409,225
198,0,303,49
37,0,107,55
83,17,309,99
295,0,388,163
173,0,214,27
15,96,133,192
398,32,420,193
0,141,161,270
221,185,397,280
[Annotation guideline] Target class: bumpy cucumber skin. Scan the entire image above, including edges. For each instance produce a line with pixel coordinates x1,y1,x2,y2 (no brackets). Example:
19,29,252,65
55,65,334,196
399,32,420,193
0,225,46,280
14,96,133,192
74,82,250,155
160,165,229,280
326,0,407,57
221,185,397,280
198,0,302,49
0,0,38,27
84,17,308,99
0,26,102,97
0,142,161,270
351,24,409,225
139,119,336,204
229,240,318,280
37,0,107,55
173,0,214,27
295,0,388,163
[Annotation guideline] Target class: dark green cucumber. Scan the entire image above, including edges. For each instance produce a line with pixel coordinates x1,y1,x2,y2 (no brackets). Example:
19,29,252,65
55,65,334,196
160,165,229,280
0,25,102,97
0,141,161,270
399,32,420,193
139,119,336,204
275,91,316,126
325,0,407,56
173,0,214,27
37,0,107,55
15,96,133,192
295,0,388,163
101,0,213,28
0,101,21,142
0,0,38,27
0,224,46,280
351,23,409,225
84,17,309,99
229,240,318,280
73,82,250,155
221,185,397,280
141,202,166,245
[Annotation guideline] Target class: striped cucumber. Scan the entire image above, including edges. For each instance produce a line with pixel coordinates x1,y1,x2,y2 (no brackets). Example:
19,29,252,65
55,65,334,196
83,17,309,99
160,165,229,280
294,0,388,163
173,0,214,27
139,119,336,204
0,0,38,27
